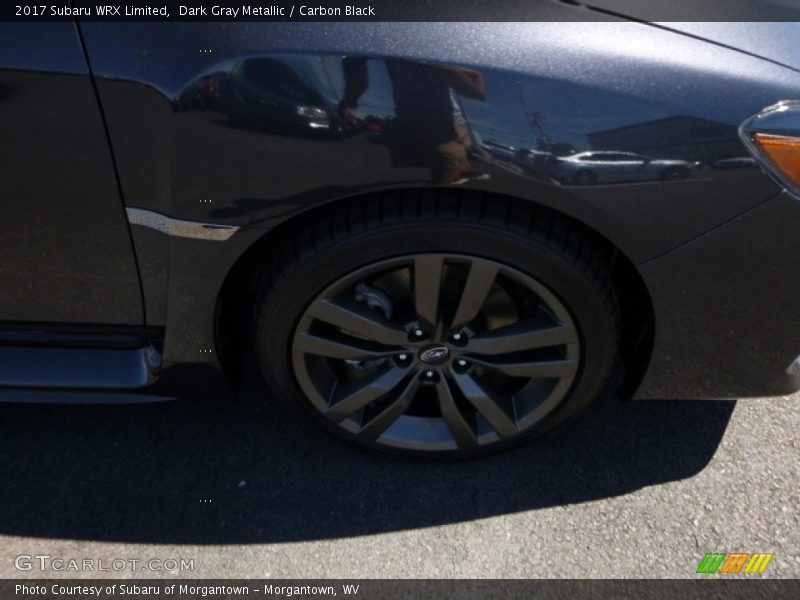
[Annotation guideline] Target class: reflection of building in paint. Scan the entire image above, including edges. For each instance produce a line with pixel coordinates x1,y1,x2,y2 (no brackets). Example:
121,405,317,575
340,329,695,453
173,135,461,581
587,116,741,164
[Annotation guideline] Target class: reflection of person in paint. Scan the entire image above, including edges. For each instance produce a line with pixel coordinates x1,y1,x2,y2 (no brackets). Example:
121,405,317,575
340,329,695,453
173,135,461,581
340,58,490,184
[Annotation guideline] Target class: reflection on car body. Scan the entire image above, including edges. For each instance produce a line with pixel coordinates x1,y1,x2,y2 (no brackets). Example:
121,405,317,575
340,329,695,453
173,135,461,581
176,56,346,137
553,151,696,185
711,156,757,169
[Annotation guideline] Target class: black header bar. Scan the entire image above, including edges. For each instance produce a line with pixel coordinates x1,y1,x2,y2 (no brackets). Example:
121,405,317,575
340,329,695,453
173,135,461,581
3,0,800,22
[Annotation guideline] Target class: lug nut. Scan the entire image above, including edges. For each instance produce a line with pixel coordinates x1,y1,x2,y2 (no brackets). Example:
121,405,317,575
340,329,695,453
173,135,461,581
454,358,470,373
409,327,428,342
395,353,412,367
449,330,468,346
420,369,440,382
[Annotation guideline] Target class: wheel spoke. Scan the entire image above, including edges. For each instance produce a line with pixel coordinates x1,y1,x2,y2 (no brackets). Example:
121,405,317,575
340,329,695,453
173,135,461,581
450,260,499,329
306,297,408,346
325,366,408,422
467,319,577,355
359,376,420,440
451,371,518,438
468,356,577,379
435,376,479,449
413,255,444,328
294,331,400,360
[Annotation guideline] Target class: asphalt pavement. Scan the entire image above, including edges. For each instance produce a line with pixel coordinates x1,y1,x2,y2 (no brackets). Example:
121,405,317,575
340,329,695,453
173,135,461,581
1,374,797,578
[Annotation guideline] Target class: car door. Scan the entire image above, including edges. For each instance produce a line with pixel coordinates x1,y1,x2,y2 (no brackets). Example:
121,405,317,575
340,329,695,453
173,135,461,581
0,22,143,327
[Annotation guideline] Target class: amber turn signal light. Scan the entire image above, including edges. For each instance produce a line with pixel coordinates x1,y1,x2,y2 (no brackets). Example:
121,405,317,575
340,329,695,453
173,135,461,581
753,133,800,185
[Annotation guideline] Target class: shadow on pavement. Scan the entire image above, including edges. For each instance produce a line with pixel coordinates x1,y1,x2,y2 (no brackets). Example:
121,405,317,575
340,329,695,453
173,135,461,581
0,373,735,543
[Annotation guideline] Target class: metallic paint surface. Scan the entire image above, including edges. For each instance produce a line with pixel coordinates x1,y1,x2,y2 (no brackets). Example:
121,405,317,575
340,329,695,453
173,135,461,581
2,17,800,400
637,191,800,398
77,20,800,398
0,23,144,325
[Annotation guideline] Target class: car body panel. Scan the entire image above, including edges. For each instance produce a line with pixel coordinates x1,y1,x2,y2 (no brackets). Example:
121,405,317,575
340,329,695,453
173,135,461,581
0,23,144,326
78,21,793,247
72,21,800,396
655,22,800,73
3,17,800,402
638,190,800,398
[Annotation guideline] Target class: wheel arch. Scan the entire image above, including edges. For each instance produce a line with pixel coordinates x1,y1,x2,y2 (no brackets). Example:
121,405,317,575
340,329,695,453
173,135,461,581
214,188,655,401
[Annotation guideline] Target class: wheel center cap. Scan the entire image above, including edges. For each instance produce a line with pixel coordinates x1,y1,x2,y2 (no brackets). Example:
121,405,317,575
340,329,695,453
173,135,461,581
419,345,450,365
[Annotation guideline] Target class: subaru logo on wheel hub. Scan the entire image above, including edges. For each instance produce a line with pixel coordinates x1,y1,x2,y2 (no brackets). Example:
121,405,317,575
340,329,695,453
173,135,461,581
419,345,450,365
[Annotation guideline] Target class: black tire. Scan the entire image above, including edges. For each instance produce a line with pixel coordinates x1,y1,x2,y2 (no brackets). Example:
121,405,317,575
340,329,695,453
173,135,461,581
572,170,596,186
253,191,619,458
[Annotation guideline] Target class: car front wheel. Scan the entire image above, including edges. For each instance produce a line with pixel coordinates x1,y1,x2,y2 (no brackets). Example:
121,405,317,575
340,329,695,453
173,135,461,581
254,192,619,457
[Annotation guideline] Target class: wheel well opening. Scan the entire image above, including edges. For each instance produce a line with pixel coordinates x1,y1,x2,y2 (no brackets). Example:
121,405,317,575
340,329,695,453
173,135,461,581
215,188,655,399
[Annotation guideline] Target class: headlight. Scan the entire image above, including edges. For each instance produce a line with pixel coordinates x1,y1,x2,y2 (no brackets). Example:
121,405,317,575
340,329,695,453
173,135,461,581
740,100,800,194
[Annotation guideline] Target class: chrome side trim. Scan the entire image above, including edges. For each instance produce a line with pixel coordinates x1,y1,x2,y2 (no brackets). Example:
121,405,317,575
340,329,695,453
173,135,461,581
125,207,239,241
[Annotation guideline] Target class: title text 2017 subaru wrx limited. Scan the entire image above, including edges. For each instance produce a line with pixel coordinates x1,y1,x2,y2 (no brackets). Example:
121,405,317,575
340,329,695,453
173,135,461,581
2,5,800,457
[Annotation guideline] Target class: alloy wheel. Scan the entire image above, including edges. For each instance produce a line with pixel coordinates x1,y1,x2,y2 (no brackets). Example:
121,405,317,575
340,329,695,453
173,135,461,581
291,254,580,452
